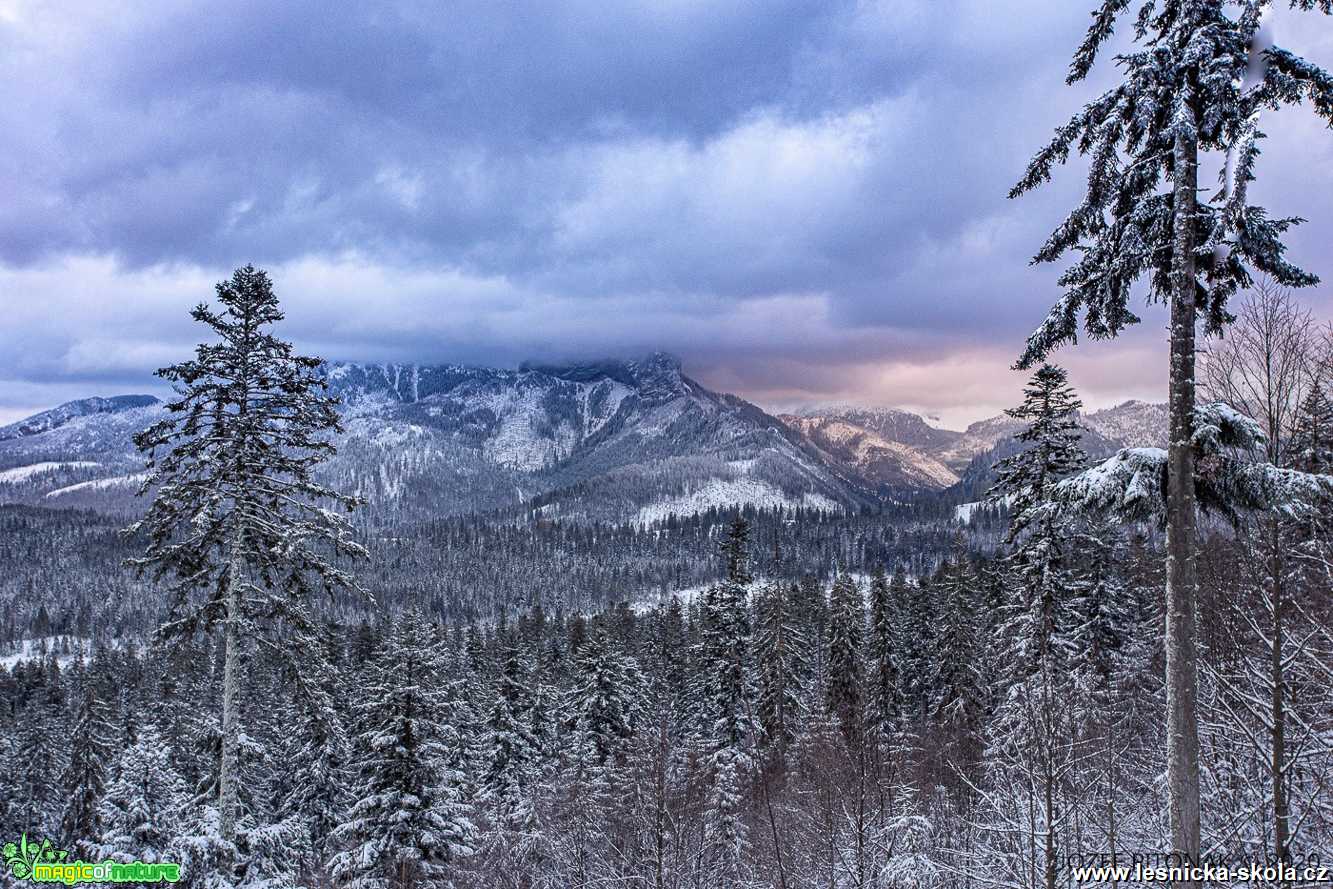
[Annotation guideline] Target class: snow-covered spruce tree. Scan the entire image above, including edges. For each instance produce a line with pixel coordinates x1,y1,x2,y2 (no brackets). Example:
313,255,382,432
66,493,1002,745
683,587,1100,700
330,610,474,889
1291,376,1333,474
695,517,758,885
95,724,188,865
128,265,366,841
14,675,66,838
545,628,643,885
983,365,1087,889
754,580,808,766
59,685,115,855
930,560,988,775
1011,1,1333,864
991,365,1086,541
866,568,904,740
989,364,1087,673
565,628,641,769
824,571,865,749
277,628,351,874
482,647,541,826
896,572,937,728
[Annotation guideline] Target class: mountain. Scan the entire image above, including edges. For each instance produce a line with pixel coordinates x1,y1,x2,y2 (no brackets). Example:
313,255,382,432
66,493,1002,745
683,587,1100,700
932,414,1027,471
1082,400,1170,449
0,395,164,511
790,406,962,452
0,395,159,443
784,398,1170,502
781,407,1034,491
0,357,1172,523
0,354,876,523
780,414,960,491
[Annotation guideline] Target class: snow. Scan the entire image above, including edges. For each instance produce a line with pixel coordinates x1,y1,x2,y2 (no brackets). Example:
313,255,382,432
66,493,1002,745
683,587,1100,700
1054,447,1166,520
1081,400,1169,449
0,636,101,669
801,492,840,511
581,380,633,438
1192,401,1266,453
955,493,1013,524
478,387,575,471
955,501,984,523
44,472,148,498
0,461,99,483
635,478,841,526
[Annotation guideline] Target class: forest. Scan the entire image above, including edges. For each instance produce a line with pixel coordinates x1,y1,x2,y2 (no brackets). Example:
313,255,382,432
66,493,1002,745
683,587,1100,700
0,273,1328,888
5,2,1333,888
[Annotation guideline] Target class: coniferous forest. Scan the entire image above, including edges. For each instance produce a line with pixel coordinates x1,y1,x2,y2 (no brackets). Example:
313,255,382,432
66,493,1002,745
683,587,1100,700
4,2,1333,889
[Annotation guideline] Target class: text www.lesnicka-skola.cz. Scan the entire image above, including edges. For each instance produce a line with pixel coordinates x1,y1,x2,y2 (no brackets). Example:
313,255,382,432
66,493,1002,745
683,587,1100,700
1066,855,1331,884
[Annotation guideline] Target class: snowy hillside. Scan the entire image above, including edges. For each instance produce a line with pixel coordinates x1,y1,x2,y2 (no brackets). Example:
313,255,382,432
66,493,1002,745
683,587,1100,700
0,356,1169,523
1081,400,1170,449
781,414,960,491
0,395,160,442
0,353,876,523
787,399,1169,505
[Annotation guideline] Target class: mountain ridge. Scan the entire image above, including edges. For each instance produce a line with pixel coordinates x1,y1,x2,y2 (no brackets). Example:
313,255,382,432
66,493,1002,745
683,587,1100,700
0,354,878,522
0,355,1169,521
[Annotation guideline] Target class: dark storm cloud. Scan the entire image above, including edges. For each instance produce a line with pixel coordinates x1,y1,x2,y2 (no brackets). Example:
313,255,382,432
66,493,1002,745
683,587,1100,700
1,0,1331,426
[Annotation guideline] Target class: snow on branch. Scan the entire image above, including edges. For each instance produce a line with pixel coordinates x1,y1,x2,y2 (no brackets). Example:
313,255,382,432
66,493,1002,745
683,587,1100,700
1041,402,1333,526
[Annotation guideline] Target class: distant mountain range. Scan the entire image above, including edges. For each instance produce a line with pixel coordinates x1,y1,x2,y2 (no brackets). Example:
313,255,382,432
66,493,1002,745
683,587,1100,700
0,353,1168,524
784,400,1168,496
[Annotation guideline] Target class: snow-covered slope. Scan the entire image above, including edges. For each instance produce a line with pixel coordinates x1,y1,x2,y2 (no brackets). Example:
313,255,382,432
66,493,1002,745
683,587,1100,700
786,399,1169,505
0,395,160,442
0,354,876,523
780,414,959,491
790,406,962,452
1081,400,1170,449
323,353,874,522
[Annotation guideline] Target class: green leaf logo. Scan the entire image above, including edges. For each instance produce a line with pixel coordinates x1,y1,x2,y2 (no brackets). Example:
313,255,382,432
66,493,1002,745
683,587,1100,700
3,834,68,880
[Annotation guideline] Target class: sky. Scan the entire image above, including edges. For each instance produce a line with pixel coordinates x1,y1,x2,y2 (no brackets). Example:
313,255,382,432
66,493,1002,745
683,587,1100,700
3,1,1333,429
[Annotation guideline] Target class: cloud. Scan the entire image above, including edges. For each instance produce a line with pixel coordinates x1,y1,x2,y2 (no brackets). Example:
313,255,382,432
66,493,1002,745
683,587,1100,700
1,1,1331,426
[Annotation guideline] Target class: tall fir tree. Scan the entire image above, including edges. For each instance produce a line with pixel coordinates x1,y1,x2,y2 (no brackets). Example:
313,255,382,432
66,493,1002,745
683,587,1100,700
695,517,758,885
987,365,1089,889
990,365,1087,673
128,265,367,839
1010,2,1333,865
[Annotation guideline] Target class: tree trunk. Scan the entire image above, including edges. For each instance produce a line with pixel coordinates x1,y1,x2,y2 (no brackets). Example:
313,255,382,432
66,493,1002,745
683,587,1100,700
1166,127,1202,881
220,534,243,840
1044,763,1056,889
1270,526,1290,863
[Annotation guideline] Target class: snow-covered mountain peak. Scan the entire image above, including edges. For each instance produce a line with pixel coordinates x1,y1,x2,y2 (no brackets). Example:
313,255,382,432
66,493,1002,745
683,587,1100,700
0,395,161,443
